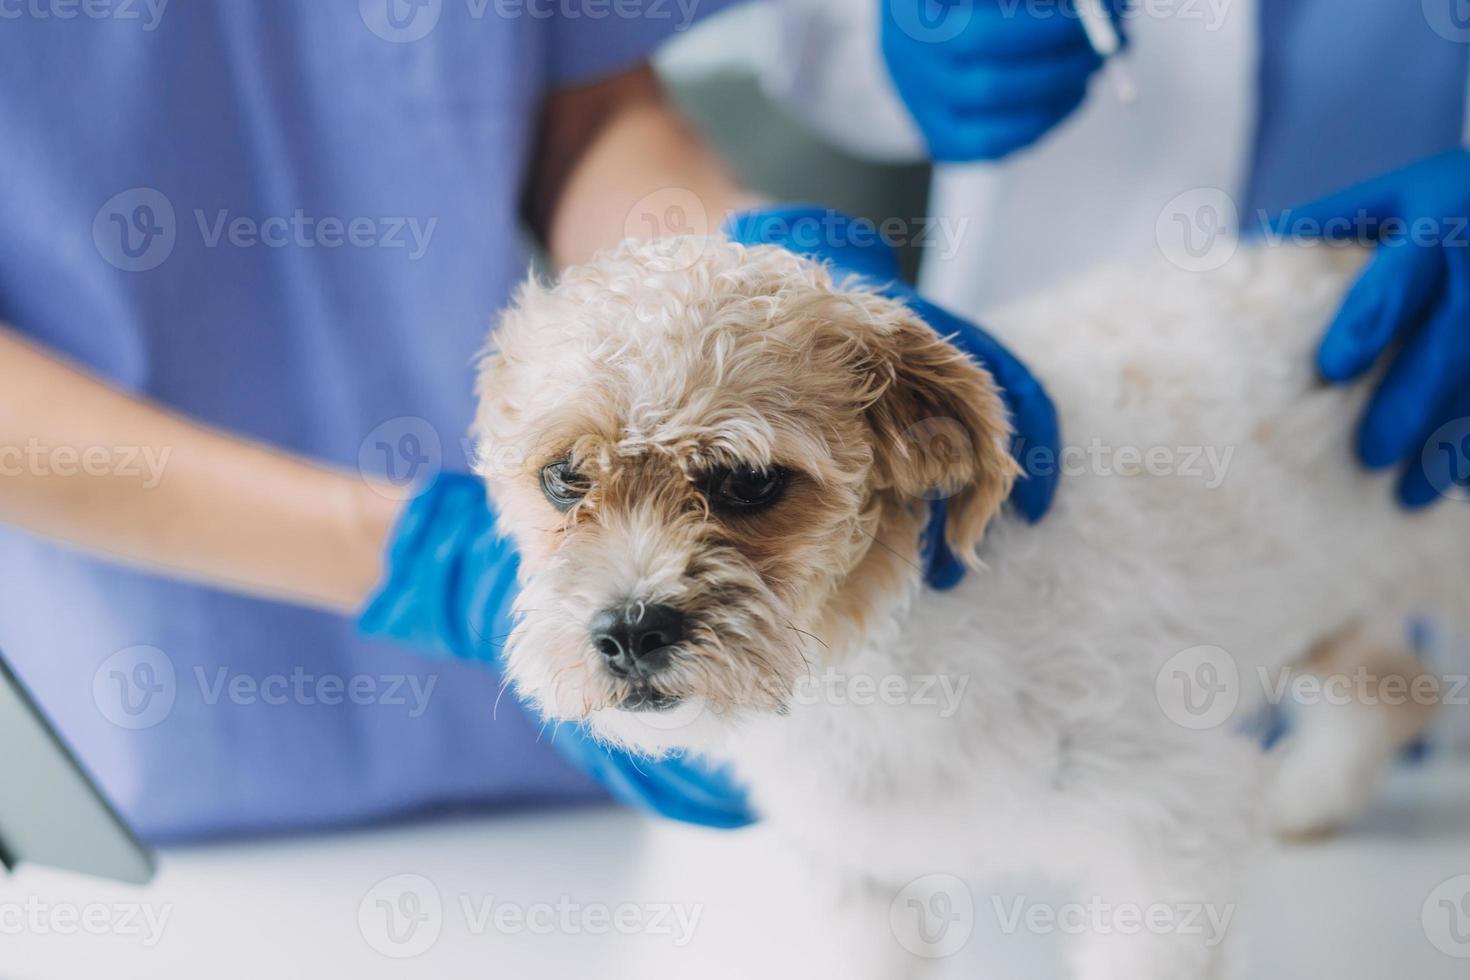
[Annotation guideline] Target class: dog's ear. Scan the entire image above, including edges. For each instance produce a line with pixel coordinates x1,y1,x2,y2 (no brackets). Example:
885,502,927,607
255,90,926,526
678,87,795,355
861,305,1019,566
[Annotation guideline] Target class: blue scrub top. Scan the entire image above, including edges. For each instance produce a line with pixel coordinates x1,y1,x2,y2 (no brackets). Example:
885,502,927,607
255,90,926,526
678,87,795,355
0,1,729,842
1246,0,1470,214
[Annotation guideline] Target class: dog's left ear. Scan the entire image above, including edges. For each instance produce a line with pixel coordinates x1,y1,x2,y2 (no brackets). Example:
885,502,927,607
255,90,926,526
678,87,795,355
861,306,1020,566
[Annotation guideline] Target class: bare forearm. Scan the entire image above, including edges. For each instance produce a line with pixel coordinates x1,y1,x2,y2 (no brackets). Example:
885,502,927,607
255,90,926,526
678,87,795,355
0,326,398,612
531,65,764,268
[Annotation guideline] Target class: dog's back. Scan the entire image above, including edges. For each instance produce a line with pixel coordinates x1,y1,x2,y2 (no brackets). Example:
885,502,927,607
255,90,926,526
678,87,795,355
959,241,1466,835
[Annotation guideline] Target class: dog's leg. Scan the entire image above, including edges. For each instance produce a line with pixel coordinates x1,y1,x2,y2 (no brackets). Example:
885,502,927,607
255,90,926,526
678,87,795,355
1068,841,1241,980
1267,623,1438,840
810,871,946,980
1066,735,1261,980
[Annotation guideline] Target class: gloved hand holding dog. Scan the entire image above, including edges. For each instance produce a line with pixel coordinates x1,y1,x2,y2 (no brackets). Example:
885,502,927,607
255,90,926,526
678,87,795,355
1267,148,1470,509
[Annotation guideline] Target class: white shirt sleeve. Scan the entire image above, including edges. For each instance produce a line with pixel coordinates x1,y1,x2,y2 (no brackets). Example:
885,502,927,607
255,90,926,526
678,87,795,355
758,0,928,164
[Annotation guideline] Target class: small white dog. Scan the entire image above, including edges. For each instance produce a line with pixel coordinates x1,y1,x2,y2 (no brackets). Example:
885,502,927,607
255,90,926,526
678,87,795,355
473,237,1466,979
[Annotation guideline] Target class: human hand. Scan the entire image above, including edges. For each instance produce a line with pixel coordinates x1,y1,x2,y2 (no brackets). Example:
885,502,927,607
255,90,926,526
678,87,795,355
1267,149,1470,508
880,0,1125,162
359,473,756,827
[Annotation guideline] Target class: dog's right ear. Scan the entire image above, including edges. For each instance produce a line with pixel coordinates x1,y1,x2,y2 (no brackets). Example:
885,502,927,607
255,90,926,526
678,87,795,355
857,302,1019,566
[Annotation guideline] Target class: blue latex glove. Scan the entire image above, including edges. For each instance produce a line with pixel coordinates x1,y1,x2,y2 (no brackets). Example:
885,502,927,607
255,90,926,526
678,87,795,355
1265,149,1470,509
881,0,1125,162
725,205,1061,587
359,473,756,829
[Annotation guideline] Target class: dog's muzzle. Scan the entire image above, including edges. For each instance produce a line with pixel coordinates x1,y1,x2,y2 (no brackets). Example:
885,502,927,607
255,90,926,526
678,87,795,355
590,603,686,710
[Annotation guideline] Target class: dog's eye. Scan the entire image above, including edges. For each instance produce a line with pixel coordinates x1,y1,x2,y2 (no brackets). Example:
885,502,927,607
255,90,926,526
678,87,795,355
704,465,788,512
540,459,590,511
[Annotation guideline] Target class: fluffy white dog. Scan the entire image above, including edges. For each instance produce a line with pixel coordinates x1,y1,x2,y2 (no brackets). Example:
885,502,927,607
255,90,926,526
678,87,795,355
473,237,1465,979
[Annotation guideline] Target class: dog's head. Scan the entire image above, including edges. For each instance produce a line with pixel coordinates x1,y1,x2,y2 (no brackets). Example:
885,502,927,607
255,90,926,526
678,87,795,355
473,238,1016,751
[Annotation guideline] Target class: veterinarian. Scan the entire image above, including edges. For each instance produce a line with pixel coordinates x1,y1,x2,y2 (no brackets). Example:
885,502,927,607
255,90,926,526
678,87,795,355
770,0,1470,507
0,2,1058,840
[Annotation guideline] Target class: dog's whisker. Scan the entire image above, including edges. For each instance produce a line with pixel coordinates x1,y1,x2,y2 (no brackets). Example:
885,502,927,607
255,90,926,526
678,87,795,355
855,524,921,575
782,619,829,651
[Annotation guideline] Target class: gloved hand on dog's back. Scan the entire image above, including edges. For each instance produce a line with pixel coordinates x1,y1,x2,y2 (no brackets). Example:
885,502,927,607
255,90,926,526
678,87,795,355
1264,148,1470,509
725,204,1061,586
359,472,757,829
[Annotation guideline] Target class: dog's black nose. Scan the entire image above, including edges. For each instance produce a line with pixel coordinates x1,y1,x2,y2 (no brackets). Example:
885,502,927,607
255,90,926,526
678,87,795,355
590,604,685,678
